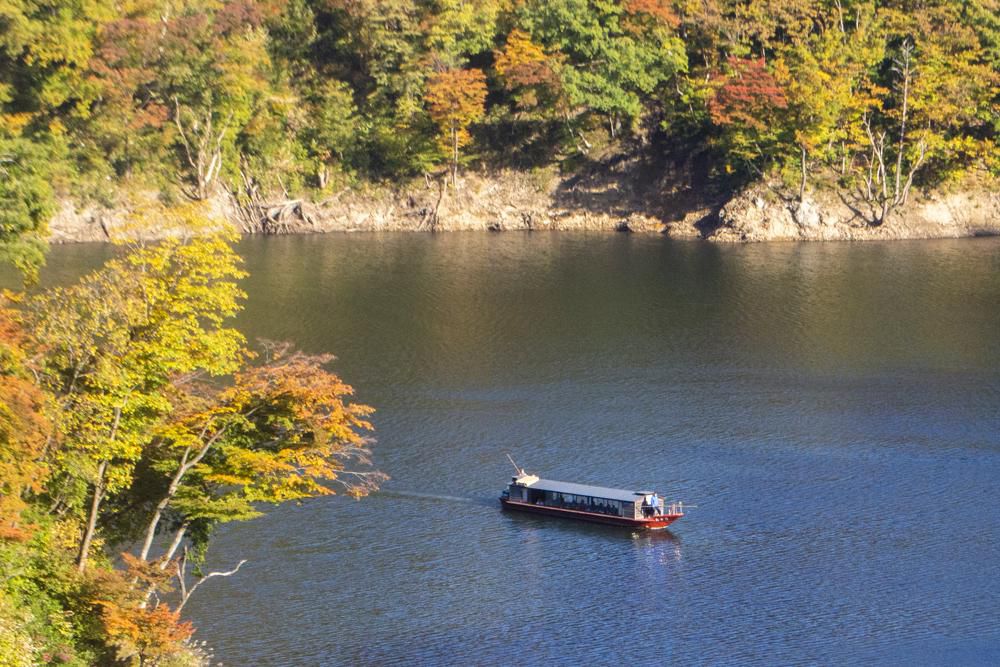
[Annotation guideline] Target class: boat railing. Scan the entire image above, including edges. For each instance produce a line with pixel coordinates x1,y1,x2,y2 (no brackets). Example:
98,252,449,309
644,500,685,517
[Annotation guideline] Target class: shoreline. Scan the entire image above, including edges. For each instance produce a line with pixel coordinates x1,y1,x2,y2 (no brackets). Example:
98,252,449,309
47,171,1000,245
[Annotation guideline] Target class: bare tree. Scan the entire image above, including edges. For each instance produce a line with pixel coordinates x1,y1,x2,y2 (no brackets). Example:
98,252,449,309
857,40,928,224
174,548,247,613
226,156,315,234
174,99,232,200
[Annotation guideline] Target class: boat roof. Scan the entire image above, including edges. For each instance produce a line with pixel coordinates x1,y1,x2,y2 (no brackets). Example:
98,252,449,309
523,478,649,503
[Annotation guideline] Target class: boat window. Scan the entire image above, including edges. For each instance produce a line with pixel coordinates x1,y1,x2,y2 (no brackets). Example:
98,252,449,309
530,490,626,514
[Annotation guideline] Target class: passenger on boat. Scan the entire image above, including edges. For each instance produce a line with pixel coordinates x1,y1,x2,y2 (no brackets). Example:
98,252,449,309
651,492,660,515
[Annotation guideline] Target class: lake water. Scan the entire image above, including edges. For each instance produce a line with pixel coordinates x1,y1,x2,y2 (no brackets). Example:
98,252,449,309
39,234,1000,665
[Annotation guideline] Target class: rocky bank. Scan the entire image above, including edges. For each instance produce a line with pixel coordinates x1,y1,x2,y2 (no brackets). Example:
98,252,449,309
48,164,999,243
710,183,1000,242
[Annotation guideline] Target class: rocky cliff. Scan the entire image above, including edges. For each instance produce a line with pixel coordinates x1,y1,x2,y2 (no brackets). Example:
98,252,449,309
706,184,1000,242
47,167,998,243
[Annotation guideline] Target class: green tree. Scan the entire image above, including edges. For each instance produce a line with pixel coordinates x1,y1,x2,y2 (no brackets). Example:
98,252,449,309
424,0,501,67
519,0,687,136
302,79,360,188
0,139,52,280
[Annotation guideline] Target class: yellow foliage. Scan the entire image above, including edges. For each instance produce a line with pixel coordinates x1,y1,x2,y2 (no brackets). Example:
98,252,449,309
495,29,546,79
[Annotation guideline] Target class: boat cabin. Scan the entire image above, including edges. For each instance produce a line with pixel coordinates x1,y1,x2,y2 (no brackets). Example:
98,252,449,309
501,471,683,529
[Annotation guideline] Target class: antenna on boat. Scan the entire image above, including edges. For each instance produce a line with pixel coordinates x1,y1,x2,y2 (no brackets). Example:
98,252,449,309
506,453,525,476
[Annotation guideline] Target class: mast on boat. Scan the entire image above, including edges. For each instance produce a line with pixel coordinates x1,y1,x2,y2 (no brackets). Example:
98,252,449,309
506,452,525,476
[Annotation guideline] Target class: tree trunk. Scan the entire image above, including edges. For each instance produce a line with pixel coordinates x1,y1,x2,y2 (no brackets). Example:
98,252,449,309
160,522,188,567
141,522,190,608
77,404,124,572
139,449,191,561
77,460,108,573
451,124,459,190
893,43,912,202
798,145,808,202
138,496,172,563
140,426,227,561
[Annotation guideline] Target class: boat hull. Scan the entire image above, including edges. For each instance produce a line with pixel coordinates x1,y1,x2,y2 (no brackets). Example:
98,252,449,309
501,498,681,529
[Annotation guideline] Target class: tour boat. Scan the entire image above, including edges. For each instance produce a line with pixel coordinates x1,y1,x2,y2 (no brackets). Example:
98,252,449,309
499,465,684,529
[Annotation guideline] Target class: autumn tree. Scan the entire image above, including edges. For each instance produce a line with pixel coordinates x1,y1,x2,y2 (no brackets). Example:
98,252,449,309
85,14,171,182
708,56,789,174
0,0,107,131
90,554,194,664
28,210,247,572
425,68,488,187
495,29,563,115
0,0,994,213
895,5,998,180
855,40,927,223
132,343,385,609
844,3,997,223
770,7,882,201
81,1,278,199
0,305,51,542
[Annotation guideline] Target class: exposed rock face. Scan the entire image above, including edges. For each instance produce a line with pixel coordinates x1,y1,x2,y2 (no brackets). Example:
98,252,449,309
711,185,1000,242
294,170,671,234
48,170,673,241
48,191,235,243
46,169,998,243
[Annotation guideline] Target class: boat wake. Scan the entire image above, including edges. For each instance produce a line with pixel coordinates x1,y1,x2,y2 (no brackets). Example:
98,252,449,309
377,489,490,505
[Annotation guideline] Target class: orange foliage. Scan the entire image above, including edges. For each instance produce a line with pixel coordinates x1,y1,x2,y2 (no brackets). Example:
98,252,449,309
144,342,384,556
202,344,381,500
0,307,52,541
87,559,194,663
121,552,176,591
98,601,194,664
495,29,547,81
425,68,488,153
494,30,560,110
625,0,681,27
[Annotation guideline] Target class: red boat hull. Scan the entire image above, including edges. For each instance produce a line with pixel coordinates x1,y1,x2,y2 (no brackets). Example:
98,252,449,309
501,498,681,529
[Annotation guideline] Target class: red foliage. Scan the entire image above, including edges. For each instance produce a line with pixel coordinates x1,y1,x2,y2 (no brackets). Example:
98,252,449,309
709,57,788,130
625,0,681,27
214,0,271,36
89,18,163,128
0,310,52,542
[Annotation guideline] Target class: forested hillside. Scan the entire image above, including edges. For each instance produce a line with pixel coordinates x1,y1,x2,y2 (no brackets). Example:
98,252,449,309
1,0,998,241
0,2,998,664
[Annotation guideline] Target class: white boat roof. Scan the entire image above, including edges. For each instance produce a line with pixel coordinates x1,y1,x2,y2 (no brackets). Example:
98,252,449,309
523,477,649,503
